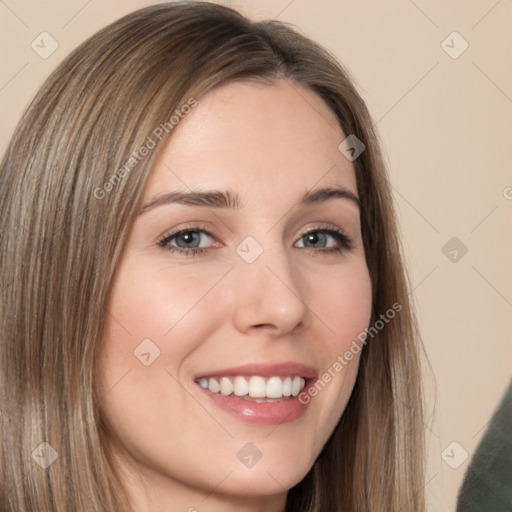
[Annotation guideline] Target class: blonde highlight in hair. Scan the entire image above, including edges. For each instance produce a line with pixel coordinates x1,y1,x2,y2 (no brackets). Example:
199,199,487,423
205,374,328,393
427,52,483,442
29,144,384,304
0,2,425,510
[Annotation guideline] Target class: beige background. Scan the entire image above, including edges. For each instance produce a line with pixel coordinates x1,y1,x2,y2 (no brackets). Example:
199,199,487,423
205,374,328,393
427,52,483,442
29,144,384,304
1,1,511,510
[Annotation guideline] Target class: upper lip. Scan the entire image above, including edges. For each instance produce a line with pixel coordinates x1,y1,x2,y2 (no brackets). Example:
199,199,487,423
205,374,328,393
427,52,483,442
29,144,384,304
194,362,318,380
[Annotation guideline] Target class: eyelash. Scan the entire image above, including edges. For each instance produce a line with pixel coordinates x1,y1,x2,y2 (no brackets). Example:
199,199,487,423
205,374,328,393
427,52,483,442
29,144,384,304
157,224,353,258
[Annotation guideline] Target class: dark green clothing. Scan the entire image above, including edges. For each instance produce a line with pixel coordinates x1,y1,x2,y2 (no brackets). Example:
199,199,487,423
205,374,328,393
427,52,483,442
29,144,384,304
457,380,512,511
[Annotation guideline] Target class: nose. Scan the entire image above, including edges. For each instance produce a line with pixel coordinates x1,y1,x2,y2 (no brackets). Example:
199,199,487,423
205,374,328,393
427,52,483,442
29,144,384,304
230,241,311,337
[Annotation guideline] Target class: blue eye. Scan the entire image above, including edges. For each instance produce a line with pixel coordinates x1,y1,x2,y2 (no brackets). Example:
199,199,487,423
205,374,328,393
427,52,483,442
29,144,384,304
157,226,352,257
296,228,352,254
158,228,214,257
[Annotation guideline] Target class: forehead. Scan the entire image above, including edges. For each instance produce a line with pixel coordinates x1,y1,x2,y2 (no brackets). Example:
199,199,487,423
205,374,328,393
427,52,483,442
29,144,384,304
144,79,357,204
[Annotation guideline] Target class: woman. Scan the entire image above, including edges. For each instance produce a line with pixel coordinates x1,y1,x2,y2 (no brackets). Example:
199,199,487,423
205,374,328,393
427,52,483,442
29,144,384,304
0,2,426,510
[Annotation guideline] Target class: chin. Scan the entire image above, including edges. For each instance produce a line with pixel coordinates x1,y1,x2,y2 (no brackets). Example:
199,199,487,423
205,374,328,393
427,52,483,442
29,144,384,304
225,454,313,496
218,467,307,498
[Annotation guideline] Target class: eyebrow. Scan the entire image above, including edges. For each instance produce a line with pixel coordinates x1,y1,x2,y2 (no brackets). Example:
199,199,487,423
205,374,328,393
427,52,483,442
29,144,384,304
140,186,360,214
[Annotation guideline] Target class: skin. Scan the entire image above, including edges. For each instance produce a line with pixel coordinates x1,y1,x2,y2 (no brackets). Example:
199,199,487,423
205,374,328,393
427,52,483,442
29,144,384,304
96,79,372,512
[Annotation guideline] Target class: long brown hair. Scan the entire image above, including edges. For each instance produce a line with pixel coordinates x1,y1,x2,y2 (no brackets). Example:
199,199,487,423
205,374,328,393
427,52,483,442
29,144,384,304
0,2,425,510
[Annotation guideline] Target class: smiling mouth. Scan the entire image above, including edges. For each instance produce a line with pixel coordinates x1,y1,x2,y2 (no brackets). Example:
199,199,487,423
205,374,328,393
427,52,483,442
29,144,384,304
195,375,307,401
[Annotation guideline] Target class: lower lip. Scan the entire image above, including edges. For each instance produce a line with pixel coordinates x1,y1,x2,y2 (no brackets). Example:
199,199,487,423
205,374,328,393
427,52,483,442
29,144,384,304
198,385,312,425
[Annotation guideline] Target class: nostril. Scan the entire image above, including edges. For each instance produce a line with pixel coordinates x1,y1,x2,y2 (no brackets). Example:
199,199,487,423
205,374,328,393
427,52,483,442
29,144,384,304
251,323,277,331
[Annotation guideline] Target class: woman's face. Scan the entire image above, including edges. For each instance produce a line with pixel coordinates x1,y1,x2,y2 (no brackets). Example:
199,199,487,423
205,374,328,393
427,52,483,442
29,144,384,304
97,79,372,510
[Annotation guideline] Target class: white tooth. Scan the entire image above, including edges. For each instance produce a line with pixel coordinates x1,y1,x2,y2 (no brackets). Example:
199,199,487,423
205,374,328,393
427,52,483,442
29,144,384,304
282,377,292,396
208,378,220,393
299,378,306,391
233,376,249,396
291,376,301,397
266,377,283,398
198,378,208,389
248,376,266,398
220,377,234,396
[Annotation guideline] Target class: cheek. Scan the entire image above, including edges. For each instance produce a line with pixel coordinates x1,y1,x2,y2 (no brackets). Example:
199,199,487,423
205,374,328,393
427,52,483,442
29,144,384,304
95,256,232,403
104,258,228,346
310,261,373,353
94,261,231,475
301,262,372,434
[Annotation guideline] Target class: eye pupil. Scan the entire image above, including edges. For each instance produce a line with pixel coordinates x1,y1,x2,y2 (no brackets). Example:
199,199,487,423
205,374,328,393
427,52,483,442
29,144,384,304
177,231,200,248
305,232,327,248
